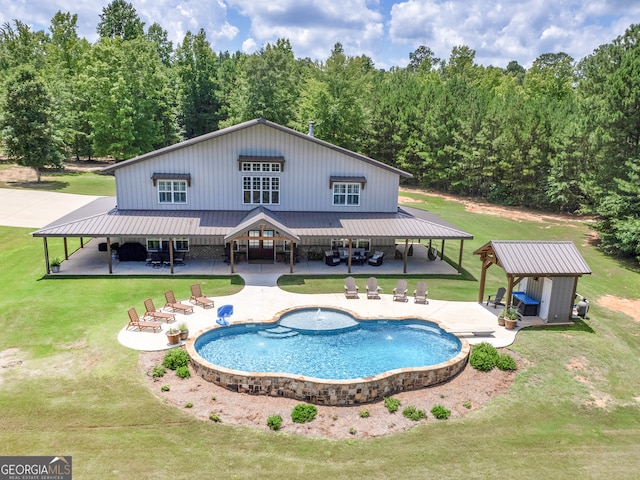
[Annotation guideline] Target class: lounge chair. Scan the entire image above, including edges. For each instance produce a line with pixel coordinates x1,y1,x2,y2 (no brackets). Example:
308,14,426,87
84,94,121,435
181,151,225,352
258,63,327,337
190,284,214,308
486,287,506,308
143,298,176,323
393,280,408,302
413,281,429,304
127,307,162,332
366,277,382,299
164,290,194,314
344,276,359,298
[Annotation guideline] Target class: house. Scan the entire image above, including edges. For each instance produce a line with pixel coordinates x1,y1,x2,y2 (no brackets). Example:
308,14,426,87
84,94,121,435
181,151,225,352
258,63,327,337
33,119,472,274
474,240,592,323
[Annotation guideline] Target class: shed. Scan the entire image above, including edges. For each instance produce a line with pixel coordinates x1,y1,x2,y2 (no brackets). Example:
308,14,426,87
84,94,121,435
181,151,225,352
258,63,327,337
474,241,591,323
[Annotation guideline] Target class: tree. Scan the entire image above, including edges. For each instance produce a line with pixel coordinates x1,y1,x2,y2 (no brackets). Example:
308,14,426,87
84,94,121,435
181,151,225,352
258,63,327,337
1,68,64,181
408,45,440,72
146,22,173,67
97,0,145,40
174,29,220,137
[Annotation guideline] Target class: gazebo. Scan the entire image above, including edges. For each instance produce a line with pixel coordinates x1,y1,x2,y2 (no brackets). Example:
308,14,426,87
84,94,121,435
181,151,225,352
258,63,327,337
475,241,591,323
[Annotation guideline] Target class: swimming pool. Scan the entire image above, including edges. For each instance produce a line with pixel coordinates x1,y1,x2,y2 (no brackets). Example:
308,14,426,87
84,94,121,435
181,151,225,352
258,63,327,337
187,307,470,405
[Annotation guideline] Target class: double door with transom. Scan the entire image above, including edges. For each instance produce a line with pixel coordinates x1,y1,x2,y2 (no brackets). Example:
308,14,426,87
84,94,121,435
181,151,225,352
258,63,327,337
248,229,274,261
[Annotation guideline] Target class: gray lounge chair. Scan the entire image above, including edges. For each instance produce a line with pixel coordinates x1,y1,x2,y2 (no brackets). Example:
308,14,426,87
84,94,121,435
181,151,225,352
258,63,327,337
366,277,382,299
393,280,408,302
413,281,428,304
344,276,359,298
487,287,506,308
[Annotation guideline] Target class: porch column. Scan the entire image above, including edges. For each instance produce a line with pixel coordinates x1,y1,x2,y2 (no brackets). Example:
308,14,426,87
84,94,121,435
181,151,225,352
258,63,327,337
107,237,112,274
230,245,235,274
169,238,175,274
289,242,294,274
43,237,50,275
457,239,464,273
80,237,84,248
478,259,488,303
347,239,353,274
440,239,445,261
403,239,409,274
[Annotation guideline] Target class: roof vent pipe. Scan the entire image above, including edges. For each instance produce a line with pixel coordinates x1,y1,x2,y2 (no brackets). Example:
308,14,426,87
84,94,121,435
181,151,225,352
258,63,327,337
308,121,314,137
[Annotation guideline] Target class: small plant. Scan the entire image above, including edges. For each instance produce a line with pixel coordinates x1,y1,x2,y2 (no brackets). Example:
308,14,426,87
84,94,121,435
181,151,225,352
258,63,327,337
431,404,451,420
175,365,191,379
462,400,472,409
496,353,518,371
384,396,400,413
211,396,216,402
162,347,190,370
470,342,499,371
152,364,166,378
178,322,188,332
185,402,193,408
160,384,170,392
209,413,221,422
505,306,519,321
332,414,338,421
402,406,426,421
291,404,317,423
267,414,283,431
359,409,370,418
349,427,357,435
50,257,61,267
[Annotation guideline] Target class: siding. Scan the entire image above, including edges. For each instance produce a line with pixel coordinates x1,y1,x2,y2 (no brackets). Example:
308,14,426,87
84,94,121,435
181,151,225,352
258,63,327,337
114,124,399,212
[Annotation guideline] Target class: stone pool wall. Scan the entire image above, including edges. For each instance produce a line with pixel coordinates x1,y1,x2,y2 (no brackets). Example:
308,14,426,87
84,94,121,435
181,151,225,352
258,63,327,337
186,324,470,406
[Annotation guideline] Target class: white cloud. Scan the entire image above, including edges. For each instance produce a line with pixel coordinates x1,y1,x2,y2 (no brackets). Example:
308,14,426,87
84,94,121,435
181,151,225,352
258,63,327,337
242,37,257,54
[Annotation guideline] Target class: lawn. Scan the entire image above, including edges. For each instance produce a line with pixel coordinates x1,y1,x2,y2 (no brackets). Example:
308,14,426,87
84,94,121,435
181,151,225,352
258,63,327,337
1,186,639,479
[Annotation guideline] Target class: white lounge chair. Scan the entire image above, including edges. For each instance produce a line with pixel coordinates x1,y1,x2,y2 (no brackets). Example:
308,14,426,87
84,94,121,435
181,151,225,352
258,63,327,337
344,276,359,298
393,280,408,302
366,277,382,299
413,281,428,304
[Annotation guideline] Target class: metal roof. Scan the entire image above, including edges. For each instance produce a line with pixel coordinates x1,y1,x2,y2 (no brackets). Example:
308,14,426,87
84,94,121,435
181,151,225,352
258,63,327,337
32,200,472,240
474,240,591,276
102,118,412,179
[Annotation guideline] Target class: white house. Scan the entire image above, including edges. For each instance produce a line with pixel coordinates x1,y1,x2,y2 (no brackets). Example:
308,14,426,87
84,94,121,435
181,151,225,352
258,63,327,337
33,119,472,274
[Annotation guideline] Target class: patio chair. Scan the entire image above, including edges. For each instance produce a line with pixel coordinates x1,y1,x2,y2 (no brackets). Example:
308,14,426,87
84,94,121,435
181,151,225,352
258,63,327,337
486,287,506,308
344,276,359,298
366,277,382,299
190,284,214,309
368,251,384,266
393,280,408,302
413,281,429,304
143,298,176,323
164,290,194,314
127,307,162,332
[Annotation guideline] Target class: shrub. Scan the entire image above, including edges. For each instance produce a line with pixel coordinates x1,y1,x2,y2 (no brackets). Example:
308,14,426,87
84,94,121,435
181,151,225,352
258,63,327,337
349,427,357,435
402,406,426,421
185,402,193,408
267,414,283,431
175,365,190,379
384,396,400,413
209,413,221,422
359,409,370,418
211,396,216,402
431,404,451,420
470,342,499,371
152,365,166,378
162,347,190,370
160,385,170,392
462,400,472,409
496,353,518,371
291,404,317,423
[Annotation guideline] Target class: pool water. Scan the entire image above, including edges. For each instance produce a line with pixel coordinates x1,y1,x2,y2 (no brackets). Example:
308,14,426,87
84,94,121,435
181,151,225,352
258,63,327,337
195,315,461,381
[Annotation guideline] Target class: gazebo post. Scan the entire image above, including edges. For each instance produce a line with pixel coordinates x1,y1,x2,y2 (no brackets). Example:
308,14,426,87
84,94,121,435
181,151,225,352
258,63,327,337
457,239,464,273
440,239,445,261
107,237,112,274
63,237,69,260
43,237,50,275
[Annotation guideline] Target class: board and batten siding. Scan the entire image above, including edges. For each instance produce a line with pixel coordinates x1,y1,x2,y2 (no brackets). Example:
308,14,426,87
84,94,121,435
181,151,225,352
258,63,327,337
114,124,400,212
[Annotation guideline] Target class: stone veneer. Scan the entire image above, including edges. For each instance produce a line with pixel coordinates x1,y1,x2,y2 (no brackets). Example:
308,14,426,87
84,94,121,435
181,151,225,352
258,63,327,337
186,309,470,406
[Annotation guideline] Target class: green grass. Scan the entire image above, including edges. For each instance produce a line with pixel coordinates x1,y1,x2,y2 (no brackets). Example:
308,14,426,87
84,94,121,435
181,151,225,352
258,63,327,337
0,170,115,196
1,184,640,479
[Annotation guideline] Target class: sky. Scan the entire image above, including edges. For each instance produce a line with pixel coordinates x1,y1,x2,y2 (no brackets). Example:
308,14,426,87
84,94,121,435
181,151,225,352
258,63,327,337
1,0,639,69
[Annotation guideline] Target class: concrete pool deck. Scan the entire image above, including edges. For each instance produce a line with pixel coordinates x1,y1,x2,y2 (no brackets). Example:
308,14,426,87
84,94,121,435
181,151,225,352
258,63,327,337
117,273,546,351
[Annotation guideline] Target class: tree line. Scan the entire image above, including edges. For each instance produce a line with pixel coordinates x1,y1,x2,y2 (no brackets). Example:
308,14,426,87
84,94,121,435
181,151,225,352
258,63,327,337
0,1,638,263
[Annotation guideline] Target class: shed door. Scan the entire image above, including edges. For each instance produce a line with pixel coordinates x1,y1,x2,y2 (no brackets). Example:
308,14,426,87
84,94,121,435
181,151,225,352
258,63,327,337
539,277,553,320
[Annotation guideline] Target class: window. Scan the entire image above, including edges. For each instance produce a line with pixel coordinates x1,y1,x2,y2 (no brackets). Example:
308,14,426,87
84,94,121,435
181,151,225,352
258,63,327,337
146,238,189,252
333,183,360,206
331,238,371,252
241,162,281,172
243,176,280,204
158,180,187,204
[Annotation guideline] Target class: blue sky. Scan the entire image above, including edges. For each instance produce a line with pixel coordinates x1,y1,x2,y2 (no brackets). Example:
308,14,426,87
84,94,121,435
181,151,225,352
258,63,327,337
1,0,639,68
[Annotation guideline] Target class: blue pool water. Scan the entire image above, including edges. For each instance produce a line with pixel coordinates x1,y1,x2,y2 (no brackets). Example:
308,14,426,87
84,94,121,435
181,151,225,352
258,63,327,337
194,308,461,380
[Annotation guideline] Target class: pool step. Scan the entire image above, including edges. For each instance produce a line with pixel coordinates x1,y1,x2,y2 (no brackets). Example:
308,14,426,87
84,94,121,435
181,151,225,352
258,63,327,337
259,326,300,338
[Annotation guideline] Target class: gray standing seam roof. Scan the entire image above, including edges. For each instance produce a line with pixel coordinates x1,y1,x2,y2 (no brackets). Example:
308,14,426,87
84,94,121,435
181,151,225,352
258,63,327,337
32,201,473,240
487,240,591,275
